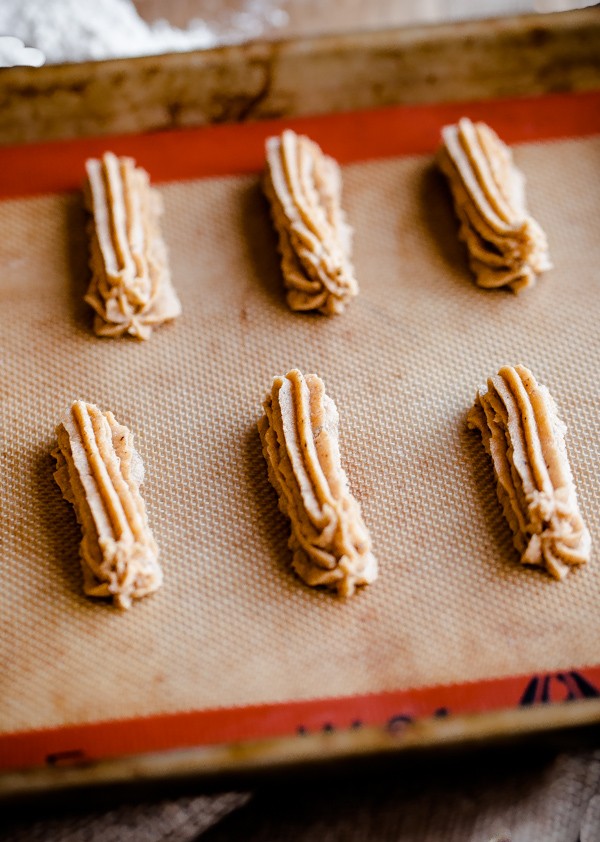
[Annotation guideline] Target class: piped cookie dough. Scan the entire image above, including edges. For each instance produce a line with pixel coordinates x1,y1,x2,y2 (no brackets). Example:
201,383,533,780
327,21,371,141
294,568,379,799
438,118,552,292
258,369,377,596
263,130,358,315
468,365,590,579
84,151,181,339
53,401,162,608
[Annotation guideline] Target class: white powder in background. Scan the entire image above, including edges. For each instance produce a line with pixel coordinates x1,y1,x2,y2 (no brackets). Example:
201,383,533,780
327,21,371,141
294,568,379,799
0,0,289,64
3,1,593,67
0,35,45,67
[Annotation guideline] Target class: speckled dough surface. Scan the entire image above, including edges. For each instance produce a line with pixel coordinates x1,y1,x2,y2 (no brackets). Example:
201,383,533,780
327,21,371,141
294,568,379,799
468,365,591,581
258,369,377,597
1,135,599,734
438,118,552,292
263,130,358,315
85,152,181,339
53,400,162,609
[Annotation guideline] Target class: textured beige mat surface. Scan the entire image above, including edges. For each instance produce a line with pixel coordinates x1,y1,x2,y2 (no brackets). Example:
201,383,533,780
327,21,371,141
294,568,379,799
1,136,599,734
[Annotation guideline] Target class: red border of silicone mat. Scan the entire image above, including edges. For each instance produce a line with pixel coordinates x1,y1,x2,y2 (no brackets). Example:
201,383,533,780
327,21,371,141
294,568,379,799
2,668,600,771
1,90,599,199
1,89,599,773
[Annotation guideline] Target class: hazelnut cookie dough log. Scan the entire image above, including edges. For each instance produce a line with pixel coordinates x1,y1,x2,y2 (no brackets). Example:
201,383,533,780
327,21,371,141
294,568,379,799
258,370,377,596
53,401,162,608
263,130,358,315
468,365,590,579
84,151,181,339
438,118,551,292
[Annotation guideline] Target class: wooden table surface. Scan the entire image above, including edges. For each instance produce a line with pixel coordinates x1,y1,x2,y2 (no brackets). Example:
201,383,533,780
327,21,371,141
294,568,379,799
132,0,538,35
132,1,596,37
133,0,594,38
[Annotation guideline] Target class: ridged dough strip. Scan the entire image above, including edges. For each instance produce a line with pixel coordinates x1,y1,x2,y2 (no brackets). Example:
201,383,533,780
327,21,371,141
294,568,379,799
468,365,590,579
438,118,552,292
53,401,162,608
263,130,358,315
84,151,181,339
258,369,377,596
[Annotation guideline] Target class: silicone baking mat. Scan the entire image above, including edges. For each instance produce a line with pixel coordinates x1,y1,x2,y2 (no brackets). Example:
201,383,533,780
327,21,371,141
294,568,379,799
1,91,600,773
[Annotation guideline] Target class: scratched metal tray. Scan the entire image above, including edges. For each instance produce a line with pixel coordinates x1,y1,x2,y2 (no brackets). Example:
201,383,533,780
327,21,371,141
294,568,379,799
1,9,599,799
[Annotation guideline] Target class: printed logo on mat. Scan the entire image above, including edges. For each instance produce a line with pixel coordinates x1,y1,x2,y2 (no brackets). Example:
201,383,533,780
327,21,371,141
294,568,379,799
294,671,600,738
520,672,599,706
0,36,45,67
